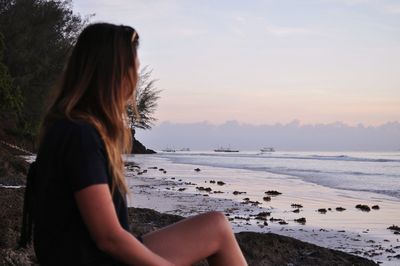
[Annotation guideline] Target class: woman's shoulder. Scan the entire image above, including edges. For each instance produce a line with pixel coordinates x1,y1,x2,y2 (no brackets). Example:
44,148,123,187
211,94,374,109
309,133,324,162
40,117,104,155
52,117,98,134
44,118,101,144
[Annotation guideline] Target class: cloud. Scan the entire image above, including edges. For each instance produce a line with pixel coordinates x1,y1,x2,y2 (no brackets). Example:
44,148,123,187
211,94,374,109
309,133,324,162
321,0,400,15
321,0,379,6
136,120,400,151
172,28,207,37
265,24,315,37
227,13,316,37
73,0,183,21
233,16,246,23
384,4,400,14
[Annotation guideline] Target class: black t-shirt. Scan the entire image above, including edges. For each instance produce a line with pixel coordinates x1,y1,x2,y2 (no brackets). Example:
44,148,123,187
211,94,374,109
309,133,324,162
33,118,128,265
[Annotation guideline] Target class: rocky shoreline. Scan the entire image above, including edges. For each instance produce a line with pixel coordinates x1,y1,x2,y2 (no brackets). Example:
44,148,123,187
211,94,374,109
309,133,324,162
0,146,378,265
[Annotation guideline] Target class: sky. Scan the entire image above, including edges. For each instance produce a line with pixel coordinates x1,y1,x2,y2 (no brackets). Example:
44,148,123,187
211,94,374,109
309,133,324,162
73,0,400,126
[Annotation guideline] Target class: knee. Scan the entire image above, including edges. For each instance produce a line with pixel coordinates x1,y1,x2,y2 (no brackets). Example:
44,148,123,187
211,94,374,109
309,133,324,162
205,211,232,235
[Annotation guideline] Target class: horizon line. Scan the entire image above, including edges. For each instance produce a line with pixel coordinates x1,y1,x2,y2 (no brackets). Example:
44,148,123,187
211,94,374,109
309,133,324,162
150,119,400,128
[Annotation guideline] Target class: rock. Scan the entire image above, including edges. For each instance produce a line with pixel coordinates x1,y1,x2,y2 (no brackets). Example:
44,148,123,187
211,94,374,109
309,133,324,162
241,198,261,206
0,146,29,186
130,131,156,154
387,225,400,233
194,168,201,172
255,212,271,218
265,190,282,196
291,203,303,208
336,207,346,212
269,217,284,223
195,186,212,192
371,205,380,210
251,201,261,206
388,254,400,259
355,204,371,212
318,208,327,214
263,196,271,202
233,191,246,195
235,216,250,221
294,217,306,225
0,248,37,266
217,181,225,186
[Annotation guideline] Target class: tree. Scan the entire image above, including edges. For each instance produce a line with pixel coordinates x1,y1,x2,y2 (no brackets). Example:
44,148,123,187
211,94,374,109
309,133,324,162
0,32,23,127
127,67,161,130
0,0,88,144
126,67,160,154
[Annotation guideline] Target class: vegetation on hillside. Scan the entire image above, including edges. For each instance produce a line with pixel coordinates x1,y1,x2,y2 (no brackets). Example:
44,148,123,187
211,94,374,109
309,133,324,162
0,0,160,152
0,0,87,148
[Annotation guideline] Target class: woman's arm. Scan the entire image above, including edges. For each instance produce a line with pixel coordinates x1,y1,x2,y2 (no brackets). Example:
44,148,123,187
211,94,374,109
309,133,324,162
74,184,174,266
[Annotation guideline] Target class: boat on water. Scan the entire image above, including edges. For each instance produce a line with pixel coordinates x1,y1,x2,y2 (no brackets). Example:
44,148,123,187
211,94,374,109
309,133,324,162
179,148,190,151
260,147,275,152
161,148,176,152
214,147,239,152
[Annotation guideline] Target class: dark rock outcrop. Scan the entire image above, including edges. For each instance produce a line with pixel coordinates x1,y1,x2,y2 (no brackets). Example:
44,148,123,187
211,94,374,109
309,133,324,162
131,138,156,154
0,145,29,186
130,130,156,154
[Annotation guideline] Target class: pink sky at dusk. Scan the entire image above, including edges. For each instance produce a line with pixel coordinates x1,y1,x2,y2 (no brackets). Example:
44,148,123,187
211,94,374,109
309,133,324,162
74,0,400,126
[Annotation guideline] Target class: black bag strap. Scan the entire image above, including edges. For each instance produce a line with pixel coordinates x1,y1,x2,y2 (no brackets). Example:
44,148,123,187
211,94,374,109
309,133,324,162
19,160,37,248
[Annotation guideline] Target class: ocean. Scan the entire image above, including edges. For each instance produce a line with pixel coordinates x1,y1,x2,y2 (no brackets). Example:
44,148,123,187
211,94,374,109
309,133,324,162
151,151,400,200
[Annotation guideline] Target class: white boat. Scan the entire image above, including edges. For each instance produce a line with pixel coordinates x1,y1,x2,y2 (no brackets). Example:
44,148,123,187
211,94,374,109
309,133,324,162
161,148,176,152
179,148,190,151
260,147,275,152
214,147,239,152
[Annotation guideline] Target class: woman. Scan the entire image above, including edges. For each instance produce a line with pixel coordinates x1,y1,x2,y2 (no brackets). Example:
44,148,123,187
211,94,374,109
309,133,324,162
20,23,247,266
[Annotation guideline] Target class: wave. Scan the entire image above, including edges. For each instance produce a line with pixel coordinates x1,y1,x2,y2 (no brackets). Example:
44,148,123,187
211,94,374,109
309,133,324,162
163,154,400,199
258,154,399,163
161,152,400,163
0,185,24,189
165,157,396,180
360,189,400,199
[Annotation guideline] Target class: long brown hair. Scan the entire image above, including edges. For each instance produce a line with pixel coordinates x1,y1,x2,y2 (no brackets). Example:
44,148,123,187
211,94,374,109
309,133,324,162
38,23,140,195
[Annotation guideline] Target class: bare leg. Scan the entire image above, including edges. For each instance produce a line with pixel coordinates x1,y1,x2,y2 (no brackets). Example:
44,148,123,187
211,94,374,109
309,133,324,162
142,211,247,266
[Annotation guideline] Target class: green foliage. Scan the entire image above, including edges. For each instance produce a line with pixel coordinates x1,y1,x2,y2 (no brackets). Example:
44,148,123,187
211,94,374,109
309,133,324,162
0,0,88,138
127,67,161,130
0,32,23,125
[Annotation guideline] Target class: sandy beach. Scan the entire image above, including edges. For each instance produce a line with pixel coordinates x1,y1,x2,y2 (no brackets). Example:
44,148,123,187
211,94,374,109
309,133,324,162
126,153,400,266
